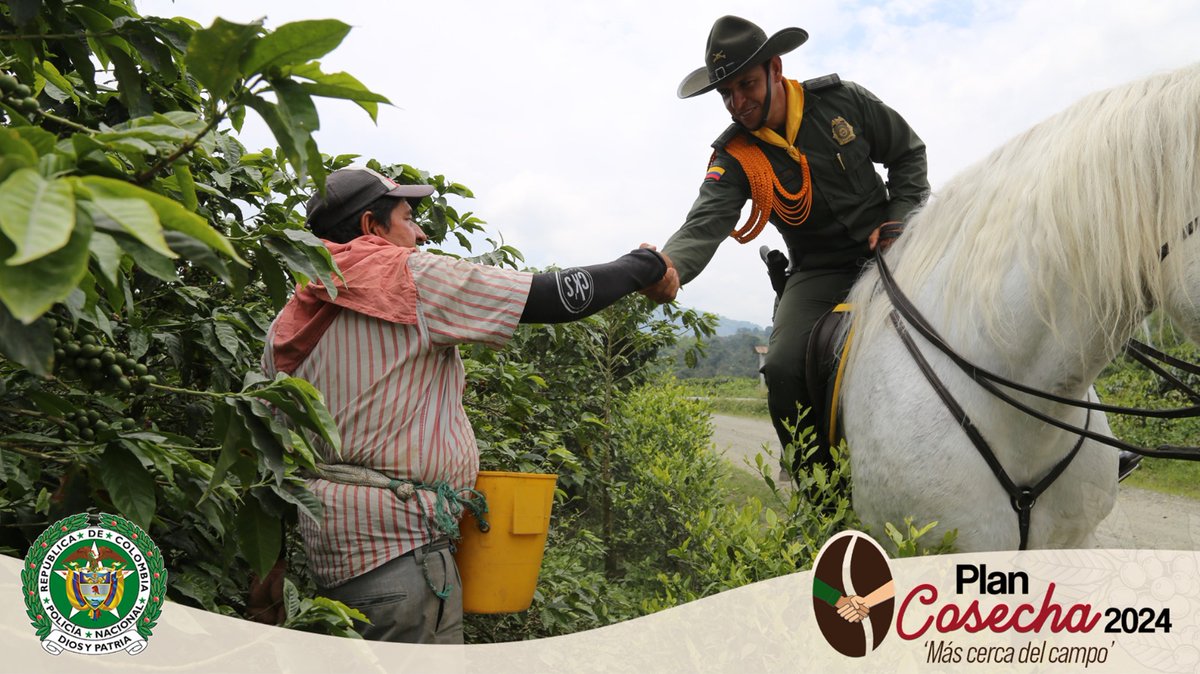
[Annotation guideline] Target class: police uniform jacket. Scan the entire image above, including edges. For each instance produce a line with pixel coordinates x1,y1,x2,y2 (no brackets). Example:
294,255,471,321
663,76,929,281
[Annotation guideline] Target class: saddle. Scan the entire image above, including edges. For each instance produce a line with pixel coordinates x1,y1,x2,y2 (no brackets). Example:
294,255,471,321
805,304,854,451
761,247,1139,483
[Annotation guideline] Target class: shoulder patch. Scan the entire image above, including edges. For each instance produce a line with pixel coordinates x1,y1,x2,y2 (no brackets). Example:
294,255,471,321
704,165,726,182
802,73,842,92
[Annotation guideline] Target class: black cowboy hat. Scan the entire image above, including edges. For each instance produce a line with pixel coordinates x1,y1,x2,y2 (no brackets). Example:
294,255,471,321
677,16,808,99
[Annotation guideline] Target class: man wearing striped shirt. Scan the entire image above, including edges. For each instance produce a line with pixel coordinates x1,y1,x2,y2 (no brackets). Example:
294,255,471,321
262,166,674,643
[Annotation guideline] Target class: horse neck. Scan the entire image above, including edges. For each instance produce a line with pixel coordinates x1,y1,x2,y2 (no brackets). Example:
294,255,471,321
915,253,1130,403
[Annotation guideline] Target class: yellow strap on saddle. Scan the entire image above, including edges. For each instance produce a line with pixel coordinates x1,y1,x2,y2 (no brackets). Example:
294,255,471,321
828,303,854,447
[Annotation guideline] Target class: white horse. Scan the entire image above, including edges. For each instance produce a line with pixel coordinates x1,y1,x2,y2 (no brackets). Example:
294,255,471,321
841,63,1200,552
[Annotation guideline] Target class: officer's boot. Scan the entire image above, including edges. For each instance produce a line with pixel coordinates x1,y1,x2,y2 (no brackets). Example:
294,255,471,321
1118,450,1142,482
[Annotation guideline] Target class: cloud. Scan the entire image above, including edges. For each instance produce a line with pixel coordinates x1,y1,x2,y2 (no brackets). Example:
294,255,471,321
140,0,1200,327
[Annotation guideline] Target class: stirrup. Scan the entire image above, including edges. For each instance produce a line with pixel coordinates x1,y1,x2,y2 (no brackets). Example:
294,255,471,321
1118,450,1142,482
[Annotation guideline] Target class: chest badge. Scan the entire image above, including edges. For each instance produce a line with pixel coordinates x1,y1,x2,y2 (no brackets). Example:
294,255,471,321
831,116,856,145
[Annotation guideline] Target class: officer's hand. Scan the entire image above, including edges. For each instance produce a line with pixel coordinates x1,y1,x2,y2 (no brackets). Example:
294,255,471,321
869,221,905,251
637,243,680,303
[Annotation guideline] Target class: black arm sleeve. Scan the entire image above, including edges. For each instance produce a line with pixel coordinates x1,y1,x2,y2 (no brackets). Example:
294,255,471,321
519,248,667,324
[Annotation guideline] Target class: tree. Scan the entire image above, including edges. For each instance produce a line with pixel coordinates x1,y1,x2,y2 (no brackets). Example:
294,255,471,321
0,0,501,631
669,328,769,379
2,3,911,645
0,1,721,637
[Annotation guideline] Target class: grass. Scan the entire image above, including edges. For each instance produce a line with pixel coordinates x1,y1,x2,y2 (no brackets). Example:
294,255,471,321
1123,459,1200,500
684,376,782,507
720,459,779,507
677,376,770,419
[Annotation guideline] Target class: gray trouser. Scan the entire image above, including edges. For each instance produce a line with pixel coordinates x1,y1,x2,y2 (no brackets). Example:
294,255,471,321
321,539,463,644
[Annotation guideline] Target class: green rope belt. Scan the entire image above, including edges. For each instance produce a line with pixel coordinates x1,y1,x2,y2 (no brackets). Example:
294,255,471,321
385,477,490,539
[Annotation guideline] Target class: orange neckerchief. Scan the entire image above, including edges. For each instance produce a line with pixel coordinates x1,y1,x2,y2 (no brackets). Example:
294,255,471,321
271,235,418,373
723,77,812,243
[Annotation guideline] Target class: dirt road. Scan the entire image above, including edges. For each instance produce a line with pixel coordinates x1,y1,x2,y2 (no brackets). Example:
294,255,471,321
709,413,1200,550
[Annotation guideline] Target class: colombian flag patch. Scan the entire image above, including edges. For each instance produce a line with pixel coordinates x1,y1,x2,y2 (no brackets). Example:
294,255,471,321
705,166,726,182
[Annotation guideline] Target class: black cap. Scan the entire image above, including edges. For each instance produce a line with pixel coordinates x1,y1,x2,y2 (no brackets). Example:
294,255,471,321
305,167,435,233
677,16,808,99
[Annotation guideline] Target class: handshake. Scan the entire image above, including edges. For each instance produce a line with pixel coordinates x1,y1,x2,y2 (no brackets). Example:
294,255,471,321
825,575,892,623
636,244,680,303
834,595,871,623
816,579,894,624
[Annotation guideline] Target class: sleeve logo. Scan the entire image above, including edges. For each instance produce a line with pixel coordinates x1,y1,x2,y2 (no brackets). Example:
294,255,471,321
555,267,594,314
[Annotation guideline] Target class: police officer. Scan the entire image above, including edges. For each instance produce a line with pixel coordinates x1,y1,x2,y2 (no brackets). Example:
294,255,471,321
642,15,929,483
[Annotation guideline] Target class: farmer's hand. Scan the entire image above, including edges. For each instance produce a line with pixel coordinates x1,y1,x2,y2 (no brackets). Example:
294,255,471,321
637,243,679,303
247,558,287,625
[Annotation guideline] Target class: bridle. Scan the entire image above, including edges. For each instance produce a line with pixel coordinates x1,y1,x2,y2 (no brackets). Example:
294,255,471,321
874,236,1200,549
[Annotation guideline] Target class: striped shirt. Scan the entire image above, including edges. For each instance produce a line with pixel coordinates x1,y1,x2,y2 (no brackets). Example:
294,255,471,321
263,250,532,587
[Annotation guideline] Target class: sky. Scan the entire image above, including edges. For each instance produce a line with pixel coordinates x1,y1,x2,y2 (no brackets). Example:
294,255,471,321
137,0,1200,328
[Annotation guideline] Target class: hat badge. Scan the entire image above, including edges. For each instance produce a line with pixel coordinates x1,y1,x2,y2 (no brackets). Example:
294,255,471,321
711,50,726,63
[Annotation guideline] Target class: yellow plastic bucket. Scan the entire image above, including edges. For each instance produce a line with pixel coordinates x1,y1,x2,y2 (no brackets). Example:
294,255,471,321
455,470,557,614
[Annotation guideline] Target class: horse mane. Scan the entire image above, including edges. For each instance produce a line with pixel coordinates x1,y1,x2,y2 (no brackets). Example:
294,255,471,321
847,62,1200,362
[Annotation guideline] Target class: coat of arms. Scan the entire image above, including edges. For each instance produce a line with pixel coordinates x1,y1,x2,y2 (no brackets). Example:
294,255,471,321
21,513,166,656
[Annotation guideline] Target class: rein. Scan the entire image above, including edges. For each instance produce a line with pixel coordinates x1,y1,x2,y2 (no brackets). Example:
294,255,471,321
873,249,1200,549
875,250,1200,460
888,311,1087,549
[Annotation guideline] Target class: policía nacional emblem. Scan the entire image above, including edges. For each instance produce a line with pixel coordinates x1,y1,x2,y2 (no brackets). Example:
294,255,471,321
21,513,166,656
832,116,856,145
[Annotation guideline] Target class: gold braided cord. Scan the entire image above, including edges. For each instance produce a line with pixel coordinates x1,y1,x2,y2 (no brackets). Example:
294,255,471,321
724,134,813,243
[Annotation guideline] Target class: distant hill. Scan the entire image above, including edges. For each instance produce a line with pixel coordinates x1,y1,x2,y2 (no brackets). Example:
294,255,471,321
655,308,769,337
663,313,770,379
713,315,768,336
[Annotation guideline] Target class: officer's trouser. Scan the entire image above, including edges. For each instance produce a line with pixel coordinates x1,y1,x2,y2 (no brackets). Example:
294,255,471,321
764,266,859,478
